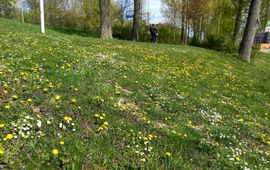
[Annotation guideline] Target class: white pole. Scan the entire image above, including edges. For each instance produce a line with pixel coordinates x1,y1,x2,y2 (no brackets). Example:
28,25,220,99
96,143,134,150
40,0,45,33
21,0,24,23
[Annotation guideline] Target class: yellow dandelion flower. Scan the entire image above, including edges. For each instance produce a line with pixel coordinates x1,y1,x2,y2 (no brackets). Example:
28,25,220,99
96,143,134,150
70,99,77,104
4,105,11,109
6,134,13,140
165,152,171,157
55,95,61,101
94,114,100,117
0,124,4,128
64,116,72,121
12,95,18,99
235,157,240,161
52,149,59,155
98,126,104,131
27,98,32,103
103,122,109,126
60,141,65,145
0,149,4,155
3,90,8,94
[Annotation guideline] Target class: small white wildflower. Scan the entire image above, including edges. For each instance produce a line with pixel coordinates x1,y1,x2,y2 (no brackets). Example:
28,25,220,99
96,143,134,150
37,120,42,128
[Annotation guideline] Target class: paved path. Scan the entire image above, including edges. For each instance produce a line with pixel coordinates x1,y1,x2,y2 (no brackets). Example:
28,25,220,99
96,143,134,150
260,49,270,53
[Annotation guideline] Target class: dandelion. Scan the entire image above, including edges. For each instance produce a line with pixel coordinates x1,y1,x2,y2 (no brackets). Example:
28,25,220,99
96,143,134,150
0,124,4,128
98,126,104,131
165,152,171,157
12,95,18,99
235,157,241,161
52,149,59,155
4,105,11,109
70,99,77,104
94,114,100,117
0,149,4,155
64,116,72,121
103,122,109,125
55,95,61,101
27,98,32,103
6,134,13,140
60,141,65,145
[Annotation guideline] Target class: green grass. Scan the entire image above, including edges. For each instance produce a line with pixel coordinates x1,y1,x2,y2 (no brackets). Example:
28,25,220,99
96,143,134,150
0,18,270,169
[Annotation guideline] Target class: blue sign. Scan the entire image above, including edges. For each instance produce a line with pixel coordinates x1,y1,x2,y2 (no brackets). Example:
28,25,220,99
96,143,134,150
126,10,134,19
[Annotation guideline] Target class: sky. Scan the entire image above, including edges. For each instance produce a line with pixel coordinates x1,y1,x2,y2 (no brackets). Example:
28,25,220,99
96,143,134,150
147,0,164,24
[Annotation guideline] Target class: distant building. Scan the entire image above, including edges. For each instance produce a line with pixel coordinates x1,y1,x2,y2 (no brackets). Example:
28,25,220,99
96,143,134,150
254,21,270,49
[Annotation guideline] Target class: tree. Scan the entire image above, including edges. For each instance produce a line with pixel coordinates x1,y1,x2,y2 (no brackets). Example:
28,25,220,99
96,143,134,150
132,0,141,41
239,0,262,62
0,0,16,18
161,0,182,43
116,0,133,33
232,0,248,45
100,0,113,39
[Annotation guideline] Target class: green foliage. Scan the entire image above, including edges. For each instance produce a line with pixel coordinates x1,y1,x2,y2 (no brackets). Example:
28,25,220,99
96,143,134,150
201,34,236,52
251,45,261,59
0,0,15,18
155,24,181,44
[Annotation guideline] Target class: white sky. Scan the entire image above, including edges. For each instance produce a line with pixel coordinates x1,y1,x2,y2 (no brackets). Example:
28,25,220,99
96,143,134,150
147,0,164,24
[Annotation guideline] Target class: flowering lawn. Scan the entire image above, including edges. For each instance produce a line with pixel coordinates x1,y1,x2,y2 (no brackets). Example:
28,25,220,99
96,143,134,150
0,18,270,169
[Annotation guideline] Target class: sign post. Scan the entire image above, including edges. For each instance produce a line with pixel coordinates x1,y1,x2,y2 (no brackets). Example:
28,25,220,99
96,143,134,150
40,0,45,33
21,0,24,23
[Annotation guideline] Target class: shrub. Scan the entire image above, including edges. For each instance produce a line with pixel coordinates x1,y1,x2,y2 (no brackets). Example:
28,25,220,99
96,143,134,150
201,34,236,53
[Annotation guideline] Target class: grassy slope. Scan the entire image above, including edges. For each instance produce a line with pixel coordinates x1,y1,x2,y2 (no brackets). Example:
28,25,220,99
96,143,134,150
0,18,270,169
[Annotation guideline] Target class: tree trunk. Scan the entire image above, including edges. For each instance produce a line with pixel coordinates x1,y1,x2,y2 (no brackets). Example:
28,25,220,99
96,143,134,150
239,0,262,62
100,0,112,39
184,0,189,44
181,11,186,44
199,17,203,40
233,0,244,45
132,0,141,41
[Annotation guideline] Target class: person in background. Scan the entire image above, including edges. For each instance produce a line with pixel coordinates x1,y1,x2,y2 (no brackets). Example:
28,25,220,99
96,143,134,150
149,24,158,43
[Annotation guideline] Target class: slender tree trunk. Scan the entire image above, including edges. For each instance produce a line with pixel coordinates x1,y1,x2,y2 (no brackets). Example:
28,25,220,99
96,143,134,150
187,21,190,43
199,17,203,40
181,11,186,44
239,0,262,62
233,0,244,45
132,0,141,41
100,0,112,39
173,28,176,43
184,0,189,44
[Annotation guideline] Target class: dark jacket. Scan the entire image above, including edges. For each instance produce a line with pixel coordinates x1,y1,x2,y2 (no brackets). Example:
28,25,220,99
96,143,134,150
150,26,158,35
